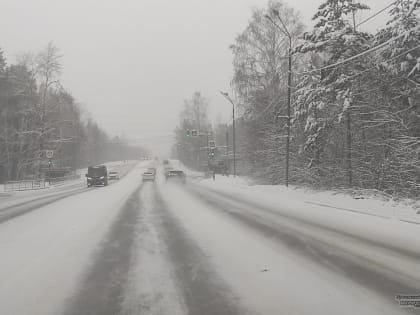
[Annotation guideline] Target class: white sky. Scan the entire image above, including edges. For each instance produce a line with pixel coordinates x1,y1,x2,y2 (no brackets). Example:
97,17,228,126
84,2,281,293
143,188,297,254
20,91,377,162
1,0,390,155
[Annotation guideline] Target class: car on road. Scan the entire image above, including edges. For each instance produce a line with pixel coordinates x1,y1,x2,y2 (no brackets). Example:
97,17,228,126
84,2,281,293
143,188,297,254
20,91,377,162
165,170,186,184
108,170,120,180
147,167,157,175
86,165,108,187
142,171,156,182
164,165,173,174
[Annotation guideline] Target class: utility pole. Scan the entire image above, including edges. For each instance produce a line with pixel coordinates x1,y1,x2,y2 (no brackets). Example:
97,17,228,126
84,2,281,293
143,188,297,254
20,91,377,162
207,132,210,169
286,44,292,187
265,10,292,187
232,100,236,177
345,1,357,187
197,100,201,171
226,124,229,176
220,91,236,177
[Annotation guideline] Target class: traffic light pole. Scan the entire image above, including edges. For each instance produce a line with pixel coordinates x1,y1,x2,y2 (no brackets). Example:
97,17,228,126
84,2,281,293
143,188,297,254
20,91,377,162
207,132,210,168
197,132,213,171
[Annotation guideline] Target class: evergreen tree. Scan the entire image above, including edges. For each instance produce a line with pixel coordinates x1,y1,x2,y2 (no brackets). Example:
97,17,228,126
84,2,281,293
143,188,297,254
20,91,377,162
295,0,371,186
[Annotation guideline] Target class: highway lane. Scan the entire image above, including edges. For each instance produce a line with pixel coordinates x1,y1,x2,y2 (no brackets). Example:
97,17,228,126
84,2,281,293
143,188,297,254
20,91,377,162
62,177,420,314
0,162,147,315
158,180,420,314
0,162,136,223
187,184,420,303
0,166,418,314
62,182,243,315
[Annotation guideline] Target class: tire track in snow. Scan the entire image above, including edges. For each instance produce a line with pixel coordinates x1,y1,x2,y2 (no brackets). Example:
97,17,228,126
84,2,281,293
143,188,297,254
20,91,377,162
153,186,246,315
188,185,420,305
118,182,187,315
0,187,88,223
61,178,244,315
194,184,420,262
61,183,142,315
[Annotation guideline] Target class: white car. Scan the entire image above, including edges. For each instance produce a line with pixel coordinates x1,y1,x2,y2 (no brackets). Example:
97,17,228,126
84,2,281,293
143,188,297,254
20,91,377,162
108,170,120,180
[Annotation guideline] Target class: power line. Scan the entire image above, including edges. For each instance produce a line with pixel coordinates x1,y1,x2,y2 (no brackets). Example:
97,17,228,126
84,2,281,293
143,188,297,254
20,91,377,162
237,2,407,123
257,99,281,119
296,24,420,75
356,1,397,28
237,92,284,123
346,44,420,80
251,43,419,121
297,1,397,55
241,45,419,121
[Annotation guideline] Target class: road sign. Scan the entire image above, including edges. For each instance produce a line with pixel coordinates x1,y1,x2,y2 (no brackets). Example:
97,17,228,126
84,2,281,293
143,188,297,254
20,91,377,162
46,150,54,159
191,130,198,137
208,140,216,148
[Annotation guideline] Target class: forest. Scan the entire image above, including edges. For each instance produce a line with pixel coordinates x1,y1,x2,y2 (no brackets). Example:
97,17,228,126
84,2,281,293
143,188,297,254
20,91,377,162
173,0,420,198
0,43,147,182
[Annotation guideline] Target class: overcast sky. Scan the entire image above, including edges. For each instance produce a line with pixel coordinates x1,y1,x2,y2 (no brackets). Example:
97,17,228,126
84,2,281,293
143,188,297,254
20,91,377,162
1,0,390,155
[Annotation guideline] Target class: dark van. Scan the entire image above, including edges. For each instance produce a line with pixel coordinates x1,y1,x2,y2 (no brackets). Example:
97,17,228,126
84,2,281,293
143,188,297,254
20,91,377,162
86,165,108,187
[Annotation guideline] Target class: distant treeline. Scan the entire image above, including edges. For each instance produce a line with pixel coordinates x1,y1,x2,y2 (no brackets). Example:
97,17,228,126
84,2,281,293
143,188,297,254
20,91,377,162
229,0,420,197
0,43,147,182
174,0,420,198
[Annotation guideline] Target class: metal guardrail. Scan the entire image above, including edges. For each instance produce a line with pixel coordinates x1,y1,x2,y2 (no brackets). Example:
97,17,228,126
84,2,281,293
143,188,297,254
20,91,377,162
4,180,47,191
49,174,80,184
4,174,81,191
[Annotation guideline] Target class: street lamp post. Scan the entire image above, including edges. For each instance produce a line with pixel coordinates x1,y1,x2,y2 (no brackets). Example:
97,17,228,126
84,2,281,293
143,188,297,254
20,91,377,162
220,91,236,177
265,9,292,187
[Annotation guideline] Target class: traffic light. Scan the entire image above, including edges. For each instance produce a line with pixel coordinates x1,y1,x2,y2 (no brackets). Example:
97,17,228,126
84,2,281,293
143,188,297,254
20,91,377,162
48,159,53,168
210,148,216,158
186,129,191,138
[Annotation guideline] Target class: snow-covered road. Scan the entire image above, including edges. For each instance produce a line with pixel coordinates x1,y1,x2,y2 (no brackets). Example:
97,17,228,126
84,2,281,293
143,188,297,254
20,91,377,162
0,162,136,223
0,164,418,314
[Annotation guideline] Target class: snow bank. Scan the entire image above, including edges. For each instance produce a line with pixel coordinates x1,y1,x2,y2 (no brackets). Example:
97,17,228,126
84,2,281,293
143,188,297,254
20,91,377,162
198,175,420,224
0,185,8,197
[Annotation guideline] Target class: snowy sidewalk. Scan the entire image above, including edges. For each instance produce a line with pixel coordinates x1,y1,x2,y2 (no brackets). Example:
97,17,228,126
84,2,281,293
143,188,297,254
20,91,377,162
196,175,420,225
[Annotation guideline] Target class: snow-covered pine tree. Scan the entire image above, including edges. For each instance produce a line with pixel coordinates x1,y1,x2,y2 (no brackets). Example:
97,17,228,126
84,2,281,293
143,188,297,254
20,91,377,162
376,0,420,85
371,0,420,195
294,0,371,187
293,53,329,178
